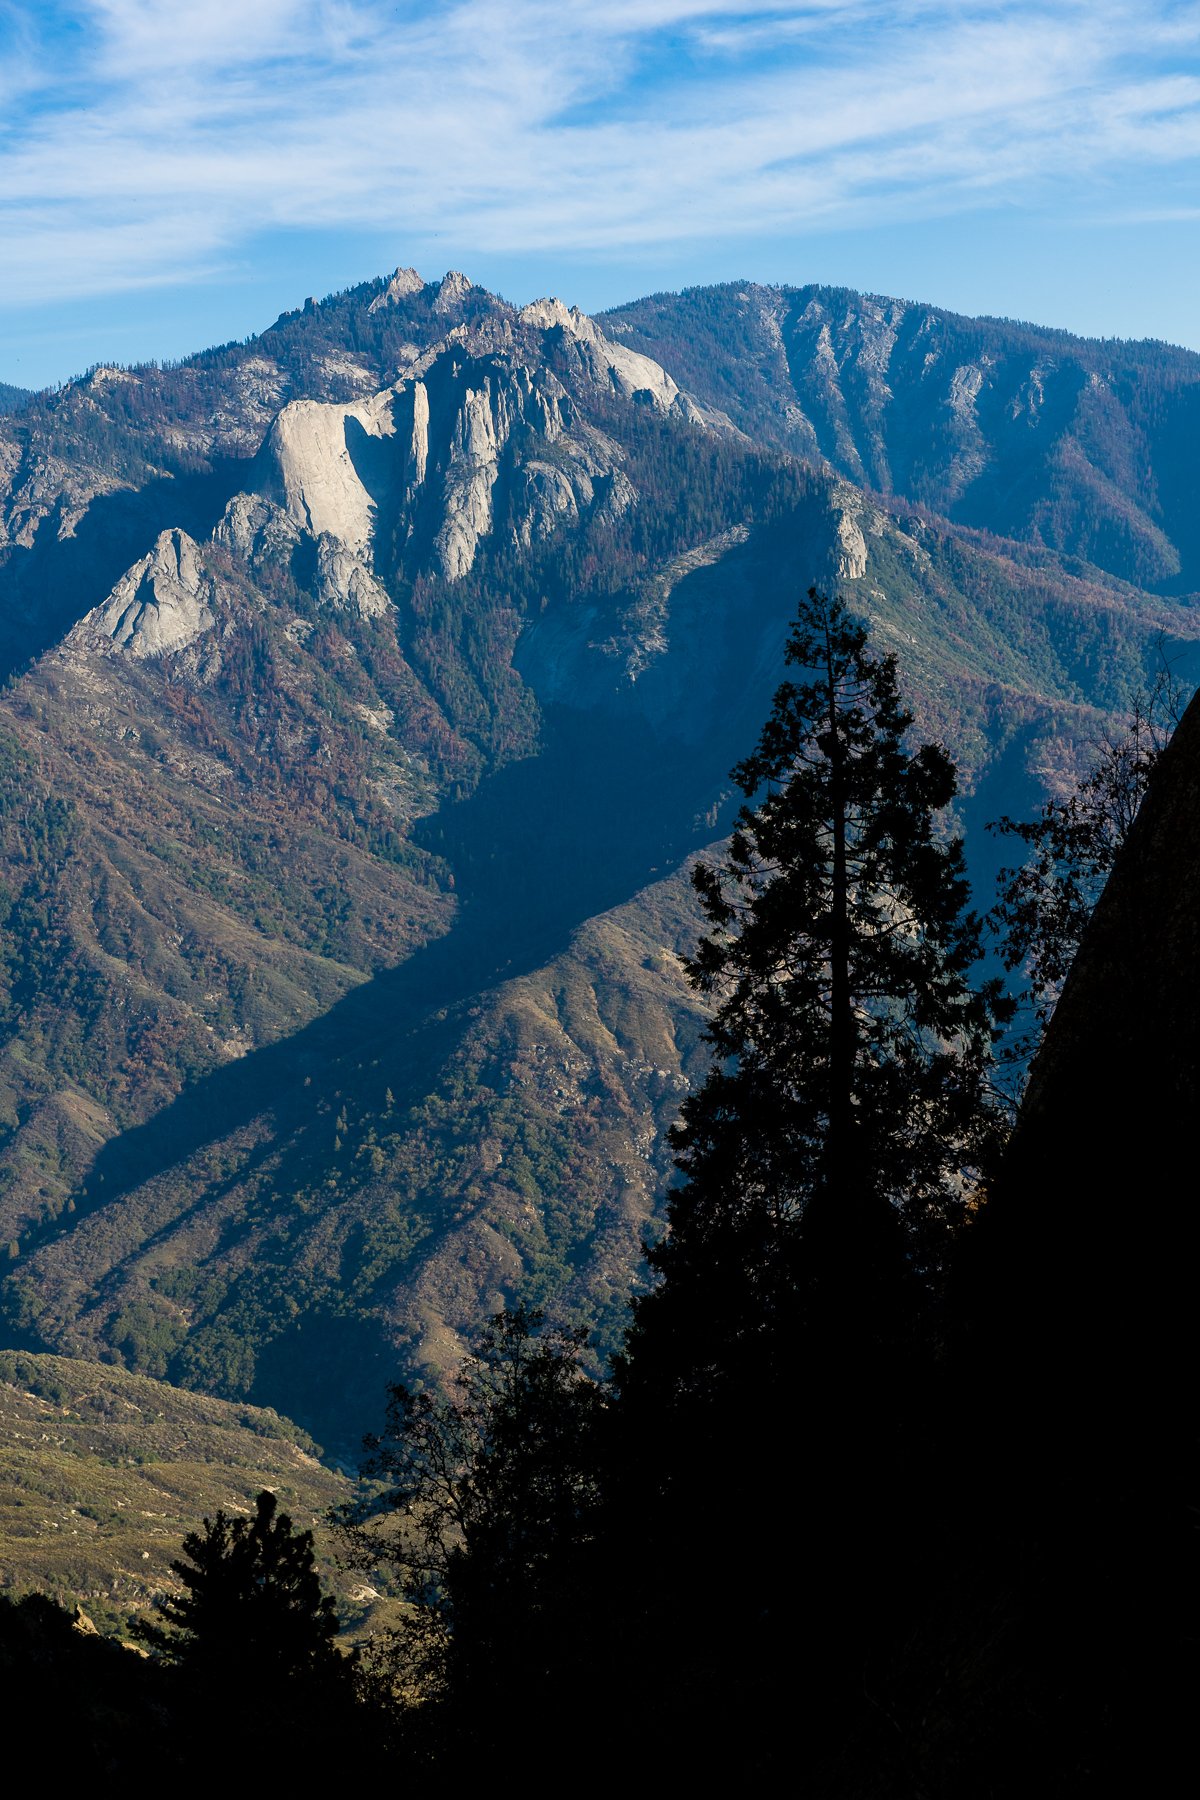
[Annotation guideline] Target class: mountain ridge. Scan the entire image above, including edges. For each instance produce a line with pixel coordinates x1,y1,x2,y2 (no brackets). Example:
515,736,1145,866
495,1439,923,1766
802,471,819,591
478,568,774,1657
601,279,1200,593
1,265,1198,1448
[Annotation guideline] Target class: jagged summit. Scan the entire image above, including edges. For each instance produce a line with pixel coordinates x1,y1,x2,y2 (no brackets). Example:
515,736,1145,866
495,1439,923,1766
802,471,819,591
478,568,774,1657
72,527,216,660
434,269,474,313
26,271,745,697
518,294,714,422
367,266,426,313
243,290,732,584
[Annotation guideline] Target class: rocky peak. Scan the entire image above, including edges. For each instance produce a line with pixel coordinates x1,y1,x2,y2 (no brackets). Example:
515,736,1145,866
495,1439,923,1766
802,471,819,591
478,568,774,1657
74,527,217,659
520,294,683,414
518,296,584,335
213,492,302,570
160,280,729,598
86,366,134,389
434,270,473,314
367,266,426,314
251,320,636,583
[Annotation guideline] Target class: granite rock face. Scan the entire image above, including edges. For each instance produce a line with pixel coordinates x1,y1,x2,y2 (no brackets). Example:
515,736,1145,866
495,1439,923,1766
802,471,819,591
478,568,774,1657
434,269,474,314
0,443,119,552
250,300,691,582
519,296,738,432
265,387,401,558
78,528,217,658
367,266,425,314
313,536,392,618
212,492,302,570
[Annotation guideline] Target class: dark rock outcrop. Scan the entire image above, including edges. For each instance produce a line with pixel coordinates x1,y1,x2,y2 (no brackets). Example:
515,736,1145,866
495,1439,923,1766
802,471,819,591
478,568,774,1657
953,687,1200,1785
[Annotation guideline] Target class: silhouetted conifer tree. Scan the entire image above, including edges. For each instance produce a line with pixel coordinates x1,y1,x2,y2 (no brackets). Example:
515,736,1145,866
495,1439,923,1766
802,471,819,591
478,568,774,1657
990,666,1181,1054
140,1488,340,1676
339,1307,603,1766
355,1308,601,1668
607,588,1011,1778
139,1489,353,1773
622,588,1009,1395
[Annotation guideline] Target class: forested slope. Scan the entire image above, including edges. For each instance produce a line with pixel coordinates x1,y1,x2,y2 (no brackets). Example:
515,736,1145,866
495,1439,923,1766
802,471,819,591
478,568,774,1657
0,268,1198,1448
602,281,1200,591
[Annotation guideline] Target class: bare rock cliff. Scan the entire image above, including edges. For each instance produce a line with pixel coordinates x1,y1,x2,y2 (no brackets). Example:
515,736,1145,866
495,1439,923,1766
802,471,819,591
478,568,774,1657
74,528,217,658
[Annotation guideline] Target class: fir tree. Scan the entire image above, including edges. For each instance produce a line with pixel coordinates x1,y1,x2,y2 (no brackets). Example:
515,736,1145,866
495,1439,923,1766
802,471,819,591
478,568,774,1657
606,590,1013,1778
136,1491,371,1774
622,588,1009,1397
138,1489,346,1709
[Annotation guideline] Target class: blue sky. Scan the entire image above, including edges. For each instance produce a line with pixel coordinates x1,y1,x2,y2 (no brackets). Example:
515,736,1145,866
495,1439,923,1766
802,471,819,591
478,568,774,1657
2,1,1200,388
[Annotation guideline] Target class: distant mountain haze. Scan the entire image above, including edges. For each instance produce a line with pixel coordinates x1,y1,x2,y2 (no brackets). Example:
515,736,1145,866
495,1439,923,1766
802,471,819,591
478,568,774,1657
1,267,1197,1450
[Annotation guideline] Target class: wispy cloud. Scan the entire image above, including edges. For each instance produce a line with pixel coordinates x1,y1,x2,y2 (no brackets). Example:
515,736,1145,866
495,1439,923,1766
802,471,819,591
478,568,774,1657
1,1,1199,305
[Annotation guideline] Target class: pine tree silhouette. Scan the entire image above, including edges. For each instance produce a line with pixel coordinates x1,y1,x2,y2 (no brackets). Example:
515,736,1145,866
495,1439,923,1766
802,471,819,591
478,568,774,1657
140,1488,341,1680
608,588,1011,1778
622,587,1009,1398
138,1489,352,1770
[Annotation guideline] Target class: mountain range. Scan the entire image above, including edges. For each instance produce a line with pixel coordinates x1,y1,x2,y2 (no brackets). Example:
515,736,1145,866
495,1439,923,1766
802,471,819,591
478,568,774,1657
1,266,1198,1457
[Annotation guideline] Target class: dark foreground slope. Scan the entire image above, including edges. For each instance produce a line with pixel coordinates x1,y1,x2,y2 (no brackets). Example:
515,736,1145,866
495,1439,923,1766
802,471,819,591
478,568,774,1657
569,679,1200,1794
900,687,1200,1790
978,675,1200,1620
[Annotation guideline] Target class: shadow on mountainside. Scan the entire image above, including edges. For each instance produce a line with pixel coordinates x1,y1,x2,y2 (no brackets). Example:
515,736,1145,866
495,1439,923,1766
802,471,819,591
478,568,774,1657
39,519,810,1233
0,459,252,679
59,704,746,1223
0,514,816,1455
